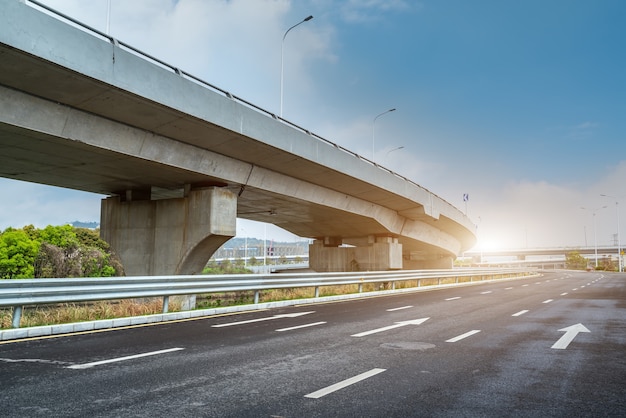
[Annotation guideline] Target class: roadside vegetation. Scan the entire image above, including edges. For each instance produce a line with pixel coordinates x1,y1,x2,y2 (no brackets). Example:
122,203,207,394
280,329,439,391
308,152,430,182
0,224,123,279
566,251,616,271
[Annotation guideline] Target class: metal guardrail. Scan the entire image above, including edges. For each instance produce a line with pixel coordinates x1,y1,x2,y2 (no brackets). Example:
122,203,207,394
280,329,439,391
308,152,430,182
0,268,536,328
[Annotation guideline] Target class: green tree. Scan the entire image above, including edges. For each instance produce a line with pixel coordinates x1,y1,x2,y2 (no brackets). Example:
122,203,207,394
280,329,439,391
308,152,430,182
0,228,40,279
565,251,587,270
38,224,79,249
0,225,123,279
34,226,123,278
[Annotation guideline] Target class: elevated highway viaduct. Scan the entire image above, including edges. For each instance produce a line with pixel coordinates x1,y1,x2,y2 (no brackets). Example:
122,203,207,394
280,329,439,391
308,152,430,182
0,0,476,275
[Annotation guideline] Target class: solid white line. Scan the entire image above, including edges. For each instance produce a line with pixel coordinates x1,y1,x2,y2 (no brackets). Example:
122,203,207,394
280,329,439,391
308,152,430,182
387,305,413,311
543,299,553,304
446,330,481,343
275,322,326,332
445,297,461,301
211,312,315,327
66,347,184,370
351,318,429,338
304,368,386,399
512,310,529,317
352,324,403,337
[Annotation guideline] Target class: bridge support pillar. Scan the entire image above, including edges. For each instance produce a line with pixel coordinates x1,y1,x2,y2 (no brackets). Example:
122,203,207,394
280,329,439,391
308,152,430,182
309,236,402,272
100,187,237,279
403,254,454,270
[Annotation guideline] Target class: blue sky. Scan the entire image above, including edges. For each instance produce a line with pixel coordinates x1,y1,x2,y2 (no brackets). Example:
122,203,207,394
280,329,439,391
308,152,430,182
2,0,625,250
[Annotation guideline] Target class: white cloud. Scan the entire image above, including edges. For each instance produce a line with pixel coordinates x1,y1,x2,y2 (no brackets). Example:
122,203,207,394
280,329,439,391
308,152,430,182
469,163,626,251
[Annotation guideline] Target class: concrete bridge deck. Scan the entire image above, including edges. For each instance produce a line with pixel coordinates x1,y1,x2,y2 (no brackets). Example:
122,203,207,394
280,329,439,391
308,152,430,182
0,0,476,273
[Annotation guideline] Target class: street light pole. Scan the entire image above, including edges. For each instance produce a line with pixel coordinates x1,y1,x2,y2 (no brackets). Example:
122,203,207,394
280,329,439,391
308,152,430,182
581,206,606,268
384,146,404,163
601,194,623,272
280,15,313,118
372,108,396,161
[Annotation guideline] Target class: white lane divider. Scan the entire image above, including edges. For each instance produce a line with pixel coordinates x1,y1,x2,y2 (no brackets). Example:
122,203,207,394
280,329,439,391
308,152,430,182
512,310,529,317
480,291,492,294
386,305,413,311
543,299,553,304
446,330,481,343
66,347,184,370
560,292,568,296
211,312,315,327
276,322,326,332
445,297,461,301
351,318,429,338
305,368,386,399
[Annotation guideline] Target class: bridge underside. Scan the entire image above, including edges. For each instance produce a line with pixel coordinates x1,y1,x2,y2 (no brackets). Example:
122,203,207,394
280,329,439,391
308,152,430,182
0,85,458,272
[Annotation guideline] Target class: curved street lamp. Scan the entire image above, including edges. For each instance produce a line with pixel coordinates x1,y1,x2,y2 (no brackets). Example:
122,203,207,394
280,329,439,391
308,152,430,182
372,108,396,161
280,15,313,117
601,194,624,272
384,145,404,163
581,206,607,268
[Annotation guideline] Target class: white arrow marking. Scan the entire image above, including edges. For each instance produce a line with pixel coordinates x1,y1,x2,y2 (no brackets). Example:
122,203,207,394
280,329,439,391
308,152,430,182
351,318,429,337
211,311,315,328
551,323,590,349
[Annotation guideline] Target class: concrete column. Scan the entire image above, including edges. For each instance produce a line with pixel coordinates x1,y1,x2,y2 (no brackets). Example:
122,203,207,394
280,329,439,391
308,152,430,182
309,236,402,272
403,254,454,270
100,187,236,276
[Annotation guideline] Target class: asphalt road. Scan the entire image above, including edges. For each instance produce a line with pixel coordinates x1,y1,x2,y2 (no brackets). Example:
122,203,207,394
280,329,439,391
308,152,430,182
1,271,625,417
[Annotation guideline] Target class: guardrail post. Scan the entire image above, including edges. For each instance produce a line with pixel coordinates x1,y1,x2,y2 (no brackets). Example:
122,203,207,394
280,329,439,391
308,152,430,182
12,306,22,328
254,290,260,304
315,286,320,298
162,296,169,313
418,279,421,287
391,282,396,290
358,283,363,293
437,278,441,285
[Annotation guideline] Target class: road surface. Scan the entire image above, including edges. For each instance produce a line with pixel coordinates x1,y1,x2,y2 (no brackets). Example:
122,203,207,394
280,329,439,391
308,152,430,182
1,271,624,417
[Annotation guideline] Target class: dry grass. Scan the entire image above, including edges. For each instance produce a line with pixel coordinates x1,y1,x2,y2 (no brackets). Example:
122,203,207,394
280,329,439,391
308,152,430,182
0,298,180,329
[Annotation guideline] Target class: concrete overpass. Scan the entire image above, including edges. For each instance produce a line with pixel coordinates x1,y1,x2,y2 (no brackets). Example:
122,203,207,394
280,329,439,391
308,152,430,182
465,246,623,260
0,0,476,275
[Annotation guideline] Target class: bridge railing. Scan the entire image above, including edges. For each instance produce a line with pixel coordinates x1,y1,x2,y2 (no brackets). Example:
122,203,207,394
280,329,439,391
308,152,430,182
1,268,536,328
25,0,455,211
